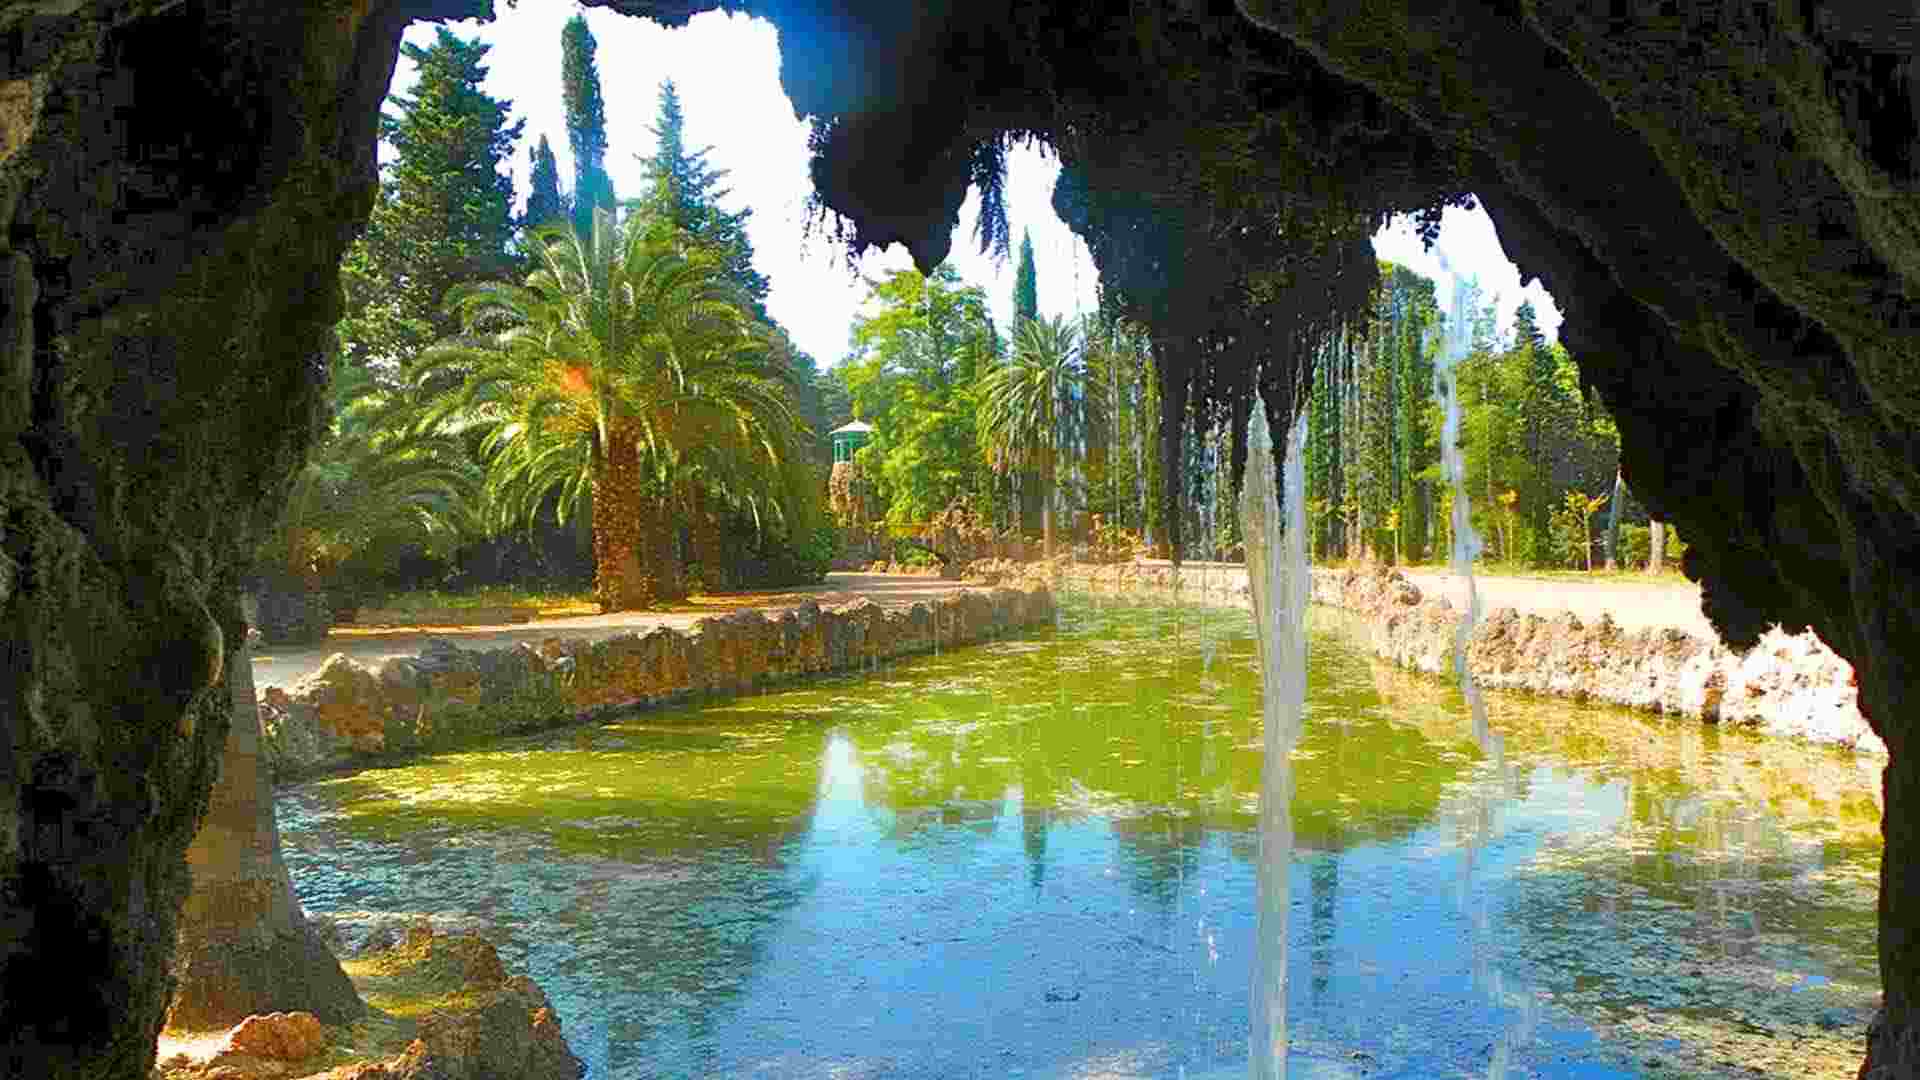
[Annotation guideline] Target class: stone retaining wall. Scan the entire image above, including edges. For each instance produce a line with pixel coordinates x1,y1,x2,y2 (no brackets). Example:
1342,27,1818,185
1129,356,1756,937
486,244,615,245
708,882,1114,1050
260,584,1056,782
1053,562,1882,755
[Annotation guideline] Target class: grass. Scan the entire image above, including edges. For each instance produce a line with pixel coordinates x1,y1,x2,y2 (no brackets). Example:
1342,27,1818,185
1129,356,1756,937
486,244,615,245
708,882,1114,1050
371,586,596,615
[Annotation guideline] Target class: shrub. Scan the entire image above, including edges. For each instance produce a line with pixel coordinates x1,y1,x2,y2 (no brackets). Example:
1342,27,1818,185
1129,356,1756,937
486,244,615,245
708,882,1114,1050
1618,523,1651,569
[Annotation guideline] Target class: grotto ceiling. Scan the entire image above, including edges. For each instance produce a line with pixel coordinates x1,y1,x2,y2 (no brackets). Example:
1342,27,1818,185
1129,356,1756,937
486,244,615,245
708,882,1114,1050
2,0,1920,1076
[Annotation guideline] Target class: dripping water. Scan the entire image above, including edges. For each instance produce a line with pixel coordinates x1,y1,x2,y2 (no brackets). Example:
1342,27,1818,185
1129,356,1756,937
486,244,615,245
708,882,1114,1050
1434,247,1525,1078
1242,394,1310,1079
1432,250,1495,759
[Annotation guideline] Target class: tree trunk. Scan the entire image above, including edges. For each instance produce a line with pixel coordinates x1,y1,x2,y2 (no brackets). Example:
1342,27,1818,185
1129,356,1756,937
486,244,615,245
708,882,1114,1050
591,431,654,611
1605,468,1626,570
639,488,683,604
1649,519,1666,574
1041,444,1056,558
167,596,363,1031
688,486,724,593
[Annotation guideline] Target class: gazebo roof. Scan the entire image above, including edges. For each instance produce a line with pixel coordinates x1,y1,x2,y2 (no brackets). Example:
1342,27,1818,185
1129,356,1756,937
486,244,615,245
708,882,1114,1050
830,420,875,436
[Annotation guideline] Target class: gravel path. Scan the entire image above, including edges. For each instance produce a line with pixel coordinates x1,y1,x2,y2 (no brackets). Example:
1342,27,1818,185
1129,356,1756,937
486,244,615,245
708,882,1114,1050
1395,569,1715,639
1135,559,1719,641
249,572,971,691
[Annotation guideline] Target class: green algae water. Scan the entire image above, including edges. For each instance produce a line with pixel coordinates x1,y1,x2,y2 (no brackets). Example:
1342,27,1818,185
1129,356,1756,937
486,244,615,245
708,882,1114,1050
279,596,1884,1079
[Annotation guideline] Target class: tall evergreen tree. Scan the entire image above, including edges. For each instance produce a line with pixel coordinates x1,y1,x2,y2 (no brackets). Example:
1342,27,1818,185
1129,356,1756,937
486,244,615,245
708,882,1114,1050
641,78,770,315
524,134,567,231
1008,228,1042,530
339,27,522,377
1514,299,1563,563
1014,229,1039,328
562,13,615,243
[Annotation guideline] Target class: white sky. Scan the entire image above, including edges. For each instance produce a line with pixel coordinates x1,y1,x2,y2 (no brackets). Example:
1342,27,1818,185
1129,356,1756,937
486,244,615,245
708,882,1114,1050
395,6,1563,364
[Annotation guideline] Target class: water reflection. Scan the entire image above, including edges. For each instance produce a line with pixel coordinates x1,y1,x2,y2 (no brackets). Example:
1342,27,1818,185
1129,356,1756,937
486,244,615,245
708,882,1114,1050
276,600,1880,1079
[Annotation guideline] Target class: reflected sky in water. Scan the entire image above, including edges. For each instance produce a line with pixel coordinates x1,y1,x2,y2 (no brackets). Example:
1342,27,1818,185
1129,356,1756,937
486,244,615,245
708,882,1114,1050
279,598,1881,1079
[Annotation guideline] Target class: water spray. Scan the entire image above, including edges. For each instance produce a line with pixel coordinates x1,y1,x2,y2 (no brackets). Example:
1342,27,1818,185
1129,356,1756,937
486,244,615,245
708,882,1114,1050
1242,393,1310,1079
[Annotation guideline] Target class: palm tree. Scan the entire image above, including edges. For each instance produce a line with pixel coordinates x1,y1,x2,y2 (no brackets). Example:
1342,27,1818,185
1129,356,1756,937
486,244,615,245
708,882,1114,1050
408,204,802,610
979,313,1099,557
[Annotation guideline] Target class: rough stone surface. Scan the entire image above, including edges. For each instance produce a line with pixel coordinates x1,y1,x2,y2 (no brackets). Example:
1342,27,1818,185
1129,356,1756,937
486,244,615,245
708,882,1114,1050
258,584,1055,780
0,1,449,1075
218,1011,325,1063
383,973,583,1080
1324,567,1882,755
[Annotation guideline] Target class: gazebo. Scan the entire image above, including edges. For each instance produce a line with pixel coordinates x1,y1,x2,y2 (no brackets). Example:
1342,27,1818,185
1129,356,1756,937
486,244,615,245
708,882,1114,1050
830,419,874,464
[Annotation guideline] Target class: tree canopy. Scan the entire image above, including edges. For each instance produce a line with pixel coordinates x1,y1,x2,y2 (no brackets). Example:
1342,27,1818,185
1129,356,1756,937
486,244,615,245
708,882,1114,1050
339,27,522,378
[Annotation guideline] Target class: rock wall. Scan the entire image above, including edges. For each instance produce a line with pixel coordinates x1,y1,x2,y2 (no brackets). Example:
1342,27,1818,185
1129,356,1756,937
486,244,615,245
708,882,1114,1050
1054,563,1880,754
260,585,1055,781
1317,567,1881,756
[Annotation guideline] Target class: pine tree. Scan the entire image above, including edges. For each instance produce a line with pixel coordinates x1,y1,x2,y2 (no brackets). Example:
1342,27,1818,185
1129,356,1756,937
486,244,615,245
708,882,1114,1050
1014,229,1039,328
339,27,522,377
562,13,615,243
641,78,769,315
525,134,567,231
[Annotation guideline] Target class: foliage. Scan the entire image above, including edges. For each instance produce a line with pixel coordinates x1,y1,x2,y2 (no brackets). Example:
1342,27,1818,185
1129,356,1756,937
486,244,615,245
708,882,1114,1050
641,79,771,318
404,200,809,607
524,134,568,236
561,14,615,242
978,313,1103,552
837,266,1000,524
257,350,481,595
339,28,523,378
1618,521,1688,573
1079,308,1160,541
1013,229,1038,328
1550,488,1611,572
1307,261,1624,570
721,516,838,586
1304,260,1439,564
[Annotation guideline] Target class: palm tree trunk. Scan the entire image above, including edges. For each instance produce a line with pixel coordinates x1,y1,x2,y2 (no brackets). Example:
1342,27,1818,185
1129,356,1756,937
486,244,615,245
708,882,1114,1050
592,429,654,611
639,486,682,603
167,595,363,1030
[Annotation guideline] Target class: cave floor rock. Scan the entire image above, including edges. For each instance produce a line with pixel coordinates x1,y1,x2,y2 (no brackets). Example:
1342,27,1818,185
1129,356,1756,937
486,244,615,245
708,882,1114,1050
155,924,582,1080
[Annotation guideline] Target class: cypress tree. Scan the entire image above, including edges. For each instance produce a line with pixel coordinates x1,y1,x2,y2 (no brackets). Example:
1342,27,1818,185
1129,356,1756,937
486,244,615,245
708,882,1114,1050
339,27,522,377
1009,229,1042,531
1013,229,1039,328
1514,299,1559,563
525,133,566,231
562,13,615,242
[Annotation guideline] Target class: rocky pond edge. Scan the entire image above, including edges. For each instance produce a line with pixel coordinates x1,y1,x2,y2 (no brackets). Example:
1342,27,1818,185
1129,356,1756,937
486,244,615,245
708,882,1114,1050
1035,560,1883,757
256,582,1059,784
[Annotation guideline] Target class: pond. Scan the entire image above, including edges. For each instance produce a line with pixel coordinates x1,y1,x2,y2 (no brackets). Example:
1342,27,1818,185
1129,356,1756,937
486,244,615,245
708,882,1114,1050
279,595,1885,1079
